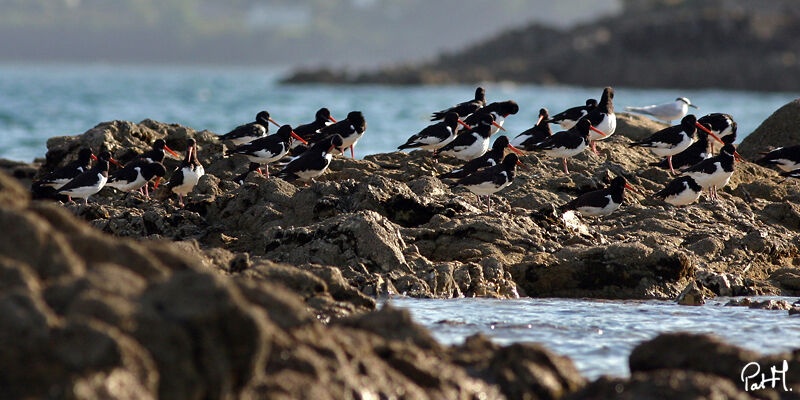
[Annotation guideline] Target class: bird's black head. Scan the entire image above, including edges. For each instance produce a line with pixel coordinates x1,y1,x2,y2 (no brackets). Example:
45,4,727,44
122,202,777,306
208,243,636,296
610,176,627,188
586,99,598,107
476,112,495,126
315,108,332,122
153,139,166,150
489,100,519,116
680,114,698,132
277,125,294,140
325,134,344,153
721,144,737,158
574,119,593,137
599,87,614,112
475,87,485,101
77,148,94,162
97,151,113,161
187,138,197,147
492,135,510,150
143,162,168,178
501,153,520,170
539,108,550,121
255,111,271,124
346,111,366,132
443,112,460,126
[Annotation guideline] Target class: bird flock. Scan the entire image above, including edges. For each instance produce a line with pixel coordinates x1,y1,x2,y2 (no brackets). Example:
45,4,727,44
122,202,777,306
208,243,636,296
28,85,795,217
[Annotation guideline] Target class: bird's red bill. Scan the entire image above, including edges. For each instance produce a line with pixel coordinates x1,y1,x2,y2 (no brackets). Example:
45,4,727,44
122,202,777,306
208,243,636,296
507,144,525,156
536,115,544,126
164,144,180,158
458,119,471,129
695,122,725,144
268,117,281,128
589,126,607,136
492,121,506,131
329,116,338,123
153,177,161,188
516,160,531,171
291,131,308,145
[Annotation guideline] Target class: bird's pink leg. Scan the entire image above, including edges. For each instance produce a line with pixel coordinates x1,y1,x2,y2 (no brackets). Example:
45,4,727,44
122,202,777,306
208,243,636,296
144,183,150,199
563,158,569,174
265,167,270,179
350,145,355,159
591,140,599,156
668,156,676,175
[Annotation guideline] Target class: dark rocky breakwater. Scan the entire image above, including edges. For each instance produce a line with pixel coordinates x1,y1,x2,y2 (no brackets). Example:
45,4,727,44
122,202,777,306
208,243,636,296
1,101,800,398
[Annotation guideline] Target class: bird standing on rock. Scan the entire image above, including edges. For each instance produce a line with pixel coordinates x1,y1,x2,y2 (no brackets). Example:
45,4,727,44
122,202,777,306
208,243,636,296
548,99,597,129
756,145,800,172
439,135,524,180
682,143,738,201
438,112,504,161
105,162,167,198
167,139,202,207
511,108,552,152
649,129,712,172
398,112,470,156
463,100,518,135
290,108,338,153
531,119,606,174
579,87,616,155
431,87,486,120
227,125,307,178
278,135,344,184
35,148,97,189
629,114,718,175
625,97,698,124
697,113,737,152
310,111,366,159
452,153,527,213
219,111,280,145
653,176,703,206
559,176,639,217
129,139,180,165
58,151,114,205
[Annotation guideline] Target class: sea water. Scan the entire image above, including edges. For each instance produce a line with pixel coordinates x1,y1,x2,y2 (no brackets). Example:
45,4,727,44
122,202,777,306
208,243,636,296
1,63,798,161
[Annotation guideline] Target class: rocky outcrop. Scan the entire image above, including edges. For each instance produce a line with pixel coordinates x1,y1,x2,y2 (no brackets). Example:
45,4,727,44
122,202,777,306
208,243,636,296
283,0,800,92
739,99,800,157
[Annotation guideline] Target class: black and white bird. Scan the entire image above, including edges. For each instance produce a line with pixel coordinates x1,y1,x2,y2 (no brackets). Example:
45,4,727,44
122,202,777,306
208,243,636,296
438,112,502,161
559,176,638,217
624,97,697,124
510,108,552,152
697,113,737,152
278,135,344,183
291,107,337,152
105,162,167,198
531,119,606,174
35,148,97,189
463,100,518,135
452,153,526,212
232,163,263,185
431,87,486,120
167,139,202,207
653,176,703,206
649,129,712,172
310,111,366,159
398,112,469,155
129,139,179,165
439,135,524,179
58,151,113,205
682,143,738,201
227,125,307,178
219,111,280,145
779,169,800,182
190,139,204,178
579,87,616,155
548,99,597,129
757,145,800,172
629,114,707,175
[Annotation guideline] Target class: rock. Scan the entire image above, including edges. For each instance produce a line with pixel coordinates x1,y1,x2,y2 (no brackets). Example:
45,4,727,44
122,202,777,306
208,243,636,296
565,370,753,400
770,267,800,293
739,99,800,157
676,281,705,306
615,112,670,141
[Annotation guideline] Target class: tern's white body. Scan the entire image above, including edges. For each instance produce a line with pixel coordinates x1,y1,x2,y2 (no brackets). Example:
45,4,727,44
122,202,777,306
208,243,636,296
625,100,690,124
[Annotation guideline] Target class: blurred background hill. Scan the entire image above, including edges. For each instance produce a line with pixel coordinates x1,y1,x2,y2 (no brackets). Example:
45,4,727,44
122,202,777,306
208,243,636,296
0,0,619,67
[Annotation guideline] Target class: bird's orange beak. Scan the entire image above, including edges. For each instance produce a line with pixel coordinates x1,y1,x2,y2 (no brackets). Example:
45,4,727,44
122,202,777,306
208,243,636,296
164,144,180,158
734,152,745,162
695,122,724,144
328,116,337,123
109,157,123,168
624,183,643,195
90,154,98,161
268,117,281,128
590,125,607,137
153,177,161,188
457,119,471,129
291,131,308,145
492,121,506,132
536,115,544,126
516,160,530,171
507,144,525,156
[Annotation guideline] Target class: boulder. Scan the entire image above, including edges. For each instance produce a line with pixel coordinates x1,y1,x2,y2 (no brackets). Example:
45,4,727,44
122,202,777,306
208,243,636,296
676,280,705,306
615,112,670,141
739,99,800,157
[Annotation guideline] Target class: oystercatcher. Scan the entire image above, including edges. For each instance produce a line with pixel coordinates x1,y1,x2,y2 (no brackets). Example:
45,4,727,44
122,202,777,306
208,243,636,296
452,153,526,212
58,151,113,204
653,176,703,206
438,112,502,161
463,100,518,134
277,135,344,183
35,148,97,189
548,99,597,129
629,114,708,175
431,87,486,120
697,113,737,152
580,87,616,155
510,108,552,152
649,129,712,172
756,145,800,172
105,162,167,198
130,139,179,165
232,163,263,184
624,97,697,124
531,119,606,174
291,107,337,150
682,143,738,201
559,176,638,217
190,139,204,178
227,125,307,178
311,111,366,159
167,139,202,207
779,169,800,182
398,112,469,155
439,135,524,179
219,111,280,145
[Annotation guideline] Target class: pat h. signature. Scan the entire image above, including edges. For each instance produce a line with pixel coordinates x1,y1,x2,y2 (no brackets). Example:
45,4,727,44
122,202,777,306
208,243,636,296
741,360,792,392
